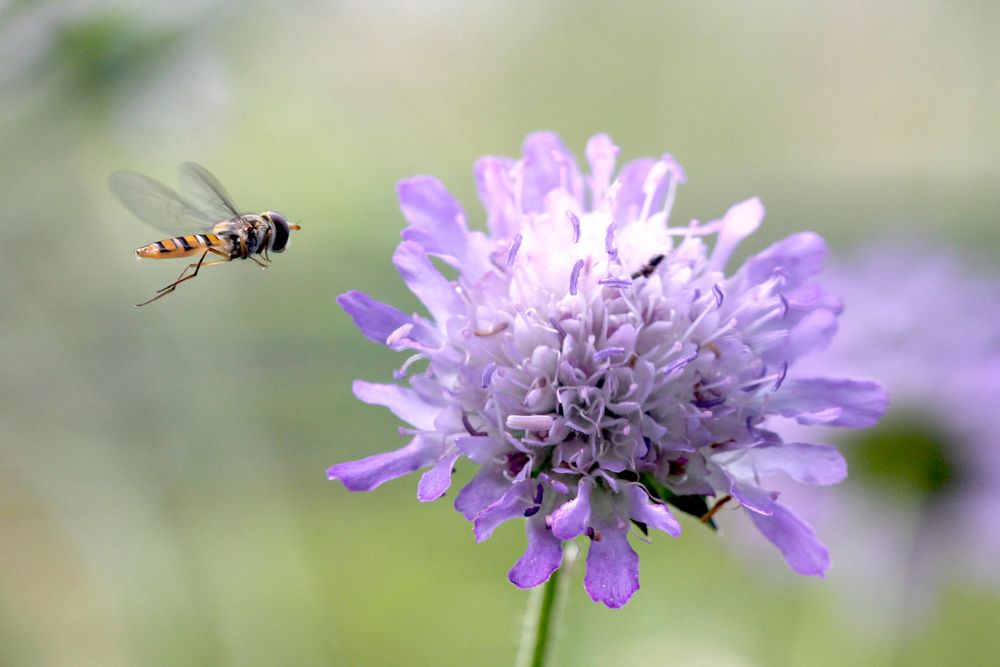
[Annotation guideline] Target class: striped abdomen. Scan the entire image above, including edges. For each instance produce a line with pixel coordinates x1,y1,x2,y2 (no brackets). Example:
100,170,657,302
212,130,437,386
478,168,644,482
135,234,225,259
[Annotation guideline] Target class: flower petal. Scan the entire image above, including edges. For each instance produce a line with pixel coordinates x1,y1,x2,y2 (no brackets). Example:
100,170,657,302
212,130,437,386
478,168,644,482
780,307,839,362
417,450,462,502
772,377,888,427
708,197,764,272
520,131,583,213
744,232,828,288
586,133,619,206
337,290,439,349
455,435,509,464
626,484,681,537
454,466,510,520
353,380,441,431
611,158,662,223
397,176,468,259
717,443,847,486
509,514,563,588
336,290,410,343
474,155,518,239
393,240,465,322
473,480,531,542
549,477,593,540
729,480,777,515
584,495,640,608
748,502,830,576
327,435,442,491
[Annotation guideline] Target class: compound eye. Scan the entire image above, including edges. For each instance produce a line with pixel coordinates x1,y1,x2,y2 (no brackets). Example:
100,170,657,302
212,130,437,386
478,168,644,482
268,211,290,252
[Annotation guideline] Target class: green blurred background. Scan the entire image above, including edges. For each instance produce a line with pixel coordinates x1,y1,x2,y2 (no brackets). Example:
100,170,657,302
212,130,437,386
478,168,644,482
2,1,998,665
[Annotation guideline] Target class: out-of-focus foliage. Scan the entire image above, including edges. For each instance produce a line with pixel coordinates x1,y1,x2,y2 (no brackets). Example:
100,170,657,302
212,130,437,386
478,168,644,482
1,1,998,665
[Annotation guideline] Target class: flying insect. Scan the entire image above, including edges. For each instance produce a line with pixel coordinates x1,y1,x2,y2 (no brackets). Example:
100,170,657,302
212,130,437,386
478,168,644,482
110,163,300,306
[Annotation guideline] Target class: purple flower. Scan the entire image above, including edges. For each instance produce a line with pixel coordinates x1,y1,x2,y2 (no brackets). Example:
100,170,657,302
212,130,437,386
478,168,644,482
329,132,887,607
767,242,1000,625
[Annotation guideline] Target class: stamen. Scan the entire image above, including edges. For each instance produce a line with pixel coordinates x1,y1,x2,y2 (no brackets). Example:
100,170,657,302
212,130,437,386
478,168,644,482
699,375,734,391
662,349,699,376
746,329,787,351
506,233,522,266
533,483,544,504
681,303,715,341
569,259,584,295
736,370,785,392
605,223,618,260
523,506,540,517
474,321,509,336
742,306,783,335
393,353,424,379
712,283,725,307
599,277,632,289
772,361,788,391
506,414,555,431
385,323,413,347
638,160,669,222
540,474,569,495
700,318,738,346
592,347,627,364
566,210,581,243
660,154,685,225
481,362,497,389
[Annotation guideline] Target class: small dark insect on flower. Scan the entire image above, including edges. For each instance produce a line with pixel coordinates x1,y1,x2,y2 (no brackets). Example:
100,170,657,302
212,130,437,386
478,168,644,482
630,253,666,279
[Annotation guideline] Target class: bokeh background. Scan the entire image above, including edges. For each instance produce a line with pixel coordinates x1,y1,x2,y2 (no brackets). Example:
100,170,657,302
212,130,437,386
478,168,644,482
2,1,999,665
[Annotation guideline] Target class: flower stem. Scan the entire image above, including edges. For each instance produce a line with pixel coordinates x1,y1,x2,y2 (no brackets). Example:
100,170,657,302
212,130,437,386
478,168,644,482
516,544,577,667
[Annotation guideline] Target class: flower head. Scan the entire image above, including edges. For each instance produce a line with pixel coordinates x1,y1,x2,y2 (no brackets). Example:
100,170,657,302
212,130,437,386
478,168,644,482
329,132,887,607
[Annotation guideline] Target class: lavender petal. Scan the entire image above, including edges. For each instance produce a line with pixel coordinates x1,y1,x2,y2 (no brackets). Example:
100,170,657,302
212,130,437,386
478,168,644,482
748,502,831,576
509,514,564,588
773,378,888,428
327,435,441,492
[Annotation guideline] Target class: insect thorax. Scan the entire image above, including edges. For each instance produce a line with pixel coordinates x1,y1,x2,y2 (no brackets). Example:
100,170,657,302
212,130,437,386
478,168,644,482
213,216,269,258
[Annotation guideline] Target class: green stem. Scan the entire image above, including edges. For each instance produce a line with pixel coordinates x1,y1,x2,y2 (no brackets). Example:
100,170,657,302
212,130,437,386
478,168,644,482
516,545,576,667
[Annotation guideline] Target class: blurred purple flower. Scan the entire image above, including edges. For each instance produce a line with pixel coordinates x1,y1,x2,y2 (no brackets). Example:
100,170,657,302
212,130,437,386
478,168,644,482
770,242,1000,621
329,132,887,607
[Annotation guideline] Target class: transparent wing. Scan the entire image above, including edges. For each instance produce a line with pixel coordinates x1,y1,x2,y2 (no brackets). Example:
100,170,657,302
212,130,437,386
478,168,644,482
109,170,218,235
178,162,242,221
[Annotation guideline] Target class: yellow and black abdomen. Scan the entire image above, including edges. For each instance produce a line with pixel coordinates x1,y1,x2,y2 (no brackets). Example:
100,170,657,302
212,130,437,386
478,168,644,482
135,234,225,259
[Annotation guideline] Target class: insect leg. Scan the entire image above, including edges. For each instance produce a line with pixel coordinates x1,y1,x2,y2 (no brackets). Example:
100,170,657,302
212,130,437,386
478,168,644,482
154,247,228,293
135,250,231,307
699,494,733,524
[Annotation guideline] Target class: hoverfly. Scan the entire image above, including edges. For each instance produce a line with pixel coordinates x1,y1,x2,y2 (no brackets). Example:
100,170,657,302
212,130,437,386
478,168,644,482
109,162,300,306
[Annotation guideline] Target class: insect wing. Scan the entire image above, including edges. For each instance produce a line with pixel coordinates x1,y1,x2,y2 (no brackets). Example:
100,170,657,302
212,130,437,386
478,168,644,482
179,162,242,221
110,170,217,235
